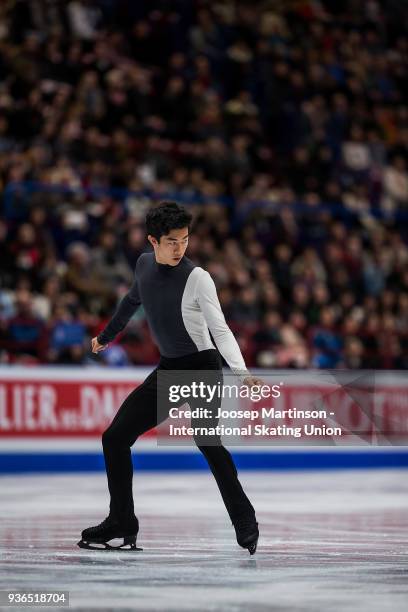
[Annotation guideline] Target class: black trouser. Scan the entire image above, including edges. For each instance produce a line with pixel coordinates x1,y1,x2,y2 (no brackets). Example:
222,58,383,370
102,349,256,525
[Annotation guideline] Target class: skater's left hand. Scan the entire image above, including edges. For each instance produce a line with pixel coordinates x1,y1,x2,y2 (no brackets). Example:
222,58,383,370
91,337,108,353
242,376,264,388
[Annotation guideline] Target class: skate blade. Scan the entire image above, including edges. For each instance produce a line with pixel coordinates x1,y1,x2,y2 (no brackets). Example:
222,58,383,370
77,538,143,551
247,539,258,555
238,535,258,555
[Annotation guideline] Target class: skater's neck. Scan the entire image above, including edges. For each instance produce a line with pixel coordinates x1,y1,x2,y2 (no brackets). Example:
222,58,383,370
154,255,185,270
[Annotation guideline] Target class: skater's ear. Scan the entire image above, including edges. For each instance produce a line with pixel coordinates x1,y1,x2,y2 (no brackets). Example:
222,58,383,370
147,234,159,247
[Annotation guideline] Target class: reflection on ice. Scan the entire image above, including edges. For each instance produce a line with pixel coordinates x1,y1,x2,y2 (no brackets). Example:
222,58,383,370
0,470,407,611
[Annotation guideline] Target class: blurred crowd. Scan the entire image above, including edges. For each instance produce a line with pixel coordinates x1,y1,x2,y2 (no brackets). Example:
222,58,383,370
0,0,407,369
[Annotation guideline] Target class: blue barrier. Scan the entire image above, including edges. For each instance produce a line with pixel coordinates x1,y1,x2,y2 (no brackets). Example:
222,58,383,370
1,450,408,474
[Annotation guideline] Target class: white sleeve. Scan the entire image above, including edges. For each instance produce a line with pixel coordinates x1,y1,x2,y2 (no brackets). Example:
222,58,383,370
196,270,250,380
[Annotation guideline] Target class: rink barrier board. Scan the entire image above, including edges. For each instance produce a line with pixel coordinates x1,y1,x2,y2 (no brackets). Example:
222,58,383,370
1,367,407,473
1,450,408,473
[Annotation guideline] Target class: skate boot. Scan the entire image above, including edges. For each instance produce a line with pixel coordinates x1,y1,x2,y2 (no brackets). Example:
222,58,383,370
77,516,142,551
233,515,259,555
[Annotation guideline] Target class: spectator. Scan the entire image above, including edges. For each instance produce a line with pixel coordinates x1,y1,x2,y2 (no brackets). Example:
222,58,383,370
311,306,343,368
6,289,45,361
0,0,406,369
91,230,133,288
48,304,86,364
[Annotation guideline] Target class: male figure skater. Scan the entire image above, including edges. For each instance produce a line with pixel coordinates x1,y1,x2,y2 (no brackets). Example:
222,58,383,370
78,202,261,554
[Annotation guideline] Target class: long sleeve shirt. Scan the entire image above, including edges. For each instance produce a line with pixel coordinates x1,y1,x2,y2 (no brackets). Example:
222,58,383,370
98,252,250,379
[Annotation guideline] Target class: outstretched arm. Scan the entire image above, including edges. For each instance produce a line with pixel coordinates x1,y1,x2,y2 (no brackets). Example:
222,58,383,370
196,271,262,386
95,278,141,347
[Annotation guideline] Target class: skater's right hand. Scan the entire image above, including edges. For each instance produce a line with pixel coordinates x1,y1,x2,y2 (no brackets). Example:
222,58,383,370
91,337,107,353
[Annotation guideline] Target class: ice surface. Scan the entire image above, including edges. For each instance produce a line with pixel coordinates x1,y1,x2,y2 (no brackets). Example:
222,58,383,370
0,470,407,611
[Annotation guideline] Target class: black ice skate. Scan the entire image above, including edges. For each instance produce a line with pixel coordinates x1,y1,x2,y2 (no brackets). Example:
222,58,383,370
233,515,259,555
77,516,142,551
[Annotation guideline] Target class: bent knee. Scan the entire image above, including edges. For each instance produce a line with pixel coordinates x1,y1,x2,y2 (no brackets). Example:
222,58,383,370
102,428,115,448
102,427,135,449
194,435,222,451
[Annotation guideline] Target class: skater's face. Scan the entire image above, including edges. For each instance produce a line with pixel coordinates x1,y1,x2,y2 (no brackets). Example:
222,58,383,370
148,227,189,266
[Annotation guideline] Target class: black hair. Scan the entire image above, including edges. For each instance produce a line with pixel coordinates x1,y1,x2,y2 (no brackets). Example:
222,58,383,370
146,201,193,241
